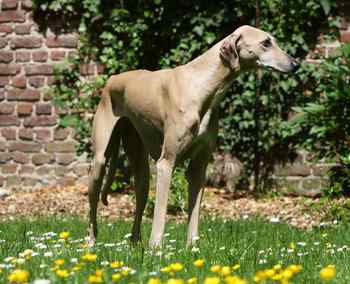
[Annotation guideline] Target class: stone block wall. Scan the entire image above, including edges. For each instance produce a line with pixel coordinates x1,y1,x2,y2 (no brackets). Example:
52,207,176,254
0,0,349,192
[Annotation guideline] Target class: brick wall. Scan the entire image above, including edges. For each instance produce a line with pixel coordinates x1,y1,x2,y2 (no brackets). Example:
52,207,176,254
0,0,91,191
0,0,349,193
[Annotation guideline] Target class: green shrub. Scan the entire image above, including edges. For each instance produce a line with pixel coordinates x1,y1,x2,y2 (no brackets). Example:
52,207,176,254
281,43,350,195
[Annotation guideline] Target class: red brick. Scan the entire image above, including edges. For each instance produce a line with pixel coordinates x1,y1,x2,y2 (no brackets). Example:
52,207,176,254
19,165,34,174
0,24,12,33
340,31,350,43
0,103,15,114
0,152,11,163
0,10,25,23
0,38,8,48
51,50,66,61
17,103,33,115
0,114,20,126
36,103,51,115
11,76,26,88
12,151,29,163
46,141,76,153
56,153,75,165
0,64,20,75
22,0,33,9
46,35,78,48
0,141,6,151
25,64,53,75
97,64,105,74
80,64,96,75
32,153,53,165
16,51,30,62
2,0,18,10
0,52,13,63
1,164,17,174
28,76,45,88
19,128,33,140
11,36,43,49
14,24,31,34
35,128,51,141
32,51,48,62
23,115,57,127
0,76,9,87
7,89,40,101
9,142,41,152
54,128,70,140
46,76,56,86
1,128,16,140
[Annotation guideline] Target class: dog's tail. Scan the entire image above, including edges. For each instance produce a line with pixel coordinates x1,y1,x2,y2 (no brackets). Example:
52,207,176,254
101,123,123,206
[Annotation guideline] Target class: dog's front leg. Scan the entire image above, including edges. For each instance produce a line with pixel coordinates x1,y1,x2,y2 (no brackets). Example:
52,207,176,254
149,156,175,248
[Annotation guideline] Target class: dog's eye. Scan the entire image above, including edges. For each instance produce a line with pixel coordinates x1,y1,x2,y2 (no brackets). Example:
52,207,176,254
261,38,272,48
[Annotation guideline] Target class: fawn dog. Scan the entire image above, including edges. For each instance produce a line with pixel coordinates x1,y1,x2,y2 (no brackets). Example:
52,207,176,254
86,25,299,248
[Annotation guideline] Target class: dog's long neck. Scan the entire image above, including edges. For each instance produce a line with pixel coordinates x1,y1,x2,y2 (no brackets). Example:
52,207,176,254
184,36,238,115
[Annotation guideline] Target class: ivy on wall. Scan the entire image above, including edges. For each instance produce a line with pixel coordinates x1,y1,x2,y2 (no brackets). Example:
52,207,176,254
33,0,340,191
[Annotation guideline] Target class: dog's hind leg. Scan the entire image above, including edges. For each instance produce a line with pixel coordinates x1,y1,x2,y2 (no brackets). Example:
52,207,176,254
101,126,123,206
123,121,150,243
87,94,119,247
186,151,211,246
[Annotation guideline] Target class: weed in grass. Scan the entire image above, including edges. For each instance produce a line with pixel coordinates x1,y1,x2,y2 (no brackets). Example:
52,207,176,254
0,217,349,283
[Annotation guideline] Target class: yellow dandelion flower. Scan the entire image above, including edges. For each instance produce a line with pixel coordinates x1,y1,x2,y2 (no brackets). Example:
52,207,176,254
121,267,131,276
82,253,97,262
147,278,161,284
54,259,65,266
167,278,184,284
221,266,231,277
273,264,282,271
187,277,197,284
224,276,247,284
112,273,122,282
72,264,83,271
170,263,184,272
204,276,220,284
287,264,302,273
59,231,70,240
8,269,29,283
288,242,295,250
281,269,293,280
56,269,70,278
320,265,336,281
253,270,267,283
232,264,240,271
88,275,103,283
210,265,221,273
111,261,124,268
161,266,172,273
95,269,103,277
264,269,275,278
193,259,205,268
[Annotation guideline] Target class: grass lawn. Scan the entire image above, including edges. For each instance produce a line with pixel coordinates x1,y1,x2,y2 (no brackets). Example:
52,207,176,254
0,217,349,283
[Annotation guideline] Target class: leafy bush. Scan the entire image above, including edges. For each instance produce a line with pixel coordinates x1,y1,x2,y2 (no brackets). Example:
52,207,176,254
281,43,350,195
34,0,340,191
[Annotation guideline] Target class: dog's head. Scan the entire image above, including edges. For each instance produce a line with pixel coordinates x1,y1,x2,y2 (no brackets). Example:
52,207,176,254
220,25,299,73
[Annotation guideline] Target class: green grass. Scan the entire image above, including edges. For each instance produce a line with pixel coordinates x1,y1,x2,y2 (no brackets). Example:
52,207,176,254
0,216,350,283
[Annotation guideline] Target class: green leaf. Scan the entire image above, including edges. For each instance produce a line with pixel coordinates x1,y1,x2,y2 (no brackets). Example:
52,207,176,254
320,0,331,15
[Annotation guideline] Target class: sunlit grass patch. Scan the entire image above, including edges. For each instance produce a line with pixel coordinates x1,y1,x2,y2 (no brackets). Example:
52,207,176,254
1,217,350,283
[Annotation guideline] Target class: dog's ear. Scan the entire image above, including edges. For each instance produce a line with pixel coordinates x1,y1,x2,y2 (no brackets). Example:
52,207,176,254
220,34,241,70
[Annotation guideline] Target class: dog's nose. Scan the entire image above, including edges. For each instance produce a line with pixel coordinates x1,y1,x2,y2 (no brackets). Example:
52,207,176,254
291,60,300,72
